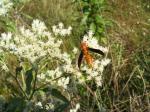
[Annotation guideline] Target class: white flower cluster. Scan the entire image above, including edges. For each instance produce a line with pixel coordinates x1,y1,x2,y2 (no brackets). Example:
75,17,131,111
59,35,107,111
37,29,111,87
35,102,43,108
0,0,13,16
82,58,111,86
52,22,72,36
83,30,108,53
70,103,80,112
37,68,70,89
0,19,63,63
35,101,54,110
0,19,74,89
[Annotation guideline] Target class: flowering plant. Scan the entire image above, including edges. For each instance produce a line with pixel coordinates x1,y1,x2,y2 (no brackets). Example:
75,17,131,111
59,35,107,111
0,19,110,111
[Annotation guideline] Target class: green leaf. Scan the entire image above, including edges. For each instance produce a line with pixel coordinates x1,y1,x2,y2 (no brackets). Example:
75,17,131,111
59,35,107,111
92,0,104,4
83,5,91,15
6,97,26,112
5,21,16,32
92,0,99,4
99,0,105,4
97,26,104,34
51,88,69,103
81,15,88,25
95,15,103,24
25,69,33,95
82,0,89,2
89,22,96,33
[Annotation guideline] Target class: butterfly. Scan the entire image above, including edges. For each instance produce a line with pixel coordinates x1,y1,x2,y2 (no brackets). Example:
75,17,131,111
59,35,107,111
78,41,104,69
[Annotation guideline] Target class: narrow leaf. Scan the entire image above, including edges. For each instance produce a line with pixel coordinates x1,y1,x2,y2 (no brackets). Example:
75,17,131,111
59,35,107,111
25,69,33,95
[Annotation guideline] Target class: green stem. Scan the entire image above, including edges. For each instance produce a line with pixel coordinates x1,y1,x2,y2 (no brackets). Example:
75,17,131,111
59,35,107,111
29,70,38,100
10,72,29,100
21,71,26,90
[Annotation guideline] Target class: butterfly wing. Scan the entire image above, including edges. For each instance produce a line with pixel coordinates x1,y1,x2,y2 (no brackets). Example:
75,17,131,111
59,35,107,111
88,48,104,56
78,51,83,68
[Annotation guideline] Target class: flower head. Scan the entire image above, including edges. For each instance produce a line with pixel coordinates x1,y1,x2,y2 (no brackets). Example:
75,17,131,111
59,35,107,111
0,0,13,16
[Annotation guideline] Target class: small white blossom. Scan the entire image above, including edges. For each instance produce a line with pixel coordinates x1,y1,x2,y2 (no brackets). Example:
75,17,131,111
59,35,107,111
58,77,70,89
88,30,94,38
52,23,72,36
32,19,47,35
99,46,109,53
45,102,54,110
58,22,64,29
0,0,13,16
0,32,12,41
95,77,102,87
101,58,111,66
82,35,88,42
35,102,43,108
37,73,46,80
82,31,109,53
73,47,78,54
70,103,80,112
1,64,9,72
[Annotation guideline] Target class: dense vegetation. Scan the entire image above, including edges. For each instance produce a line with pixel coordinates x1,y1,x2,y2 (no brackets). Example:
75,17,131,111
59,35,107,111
0,0,150,112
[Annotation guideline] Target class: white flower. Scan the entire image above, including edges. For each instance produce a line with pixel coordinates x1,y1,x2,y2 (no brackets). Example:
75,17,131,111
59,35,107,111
99,65,104,73
58,22,64,29
58,77,70,89
68,26,72,31
76,103,80,110
101,58,111,66
52,23,72,36
1,32,12,41
45,102,54,110
99,46,109,53
82,35,88,42
62,52,70,62
37,73,46,80
73,47,78,54
63,64,73,73
82,30,109,54
60,29,68,36
55,68,63,77
75,71,82,77
0,0,13,16
1,64,9,72
88,38,99,48
35,102,43,108
32,19,47,35
47,70,55,79
88,30,94,38
95,77,102,87
70,103,80,112
91,71,99,77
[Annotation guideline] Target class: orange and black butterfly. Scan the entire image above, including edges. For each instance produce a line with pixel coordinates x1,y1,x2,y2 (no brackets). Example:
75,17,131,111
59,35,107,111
78,41,105,69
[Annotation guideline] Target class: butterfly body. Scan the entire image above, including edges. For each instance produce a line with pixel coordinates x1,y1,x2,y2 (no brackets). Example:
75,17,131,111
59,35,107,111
80,42,93,67
78,41,105,69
